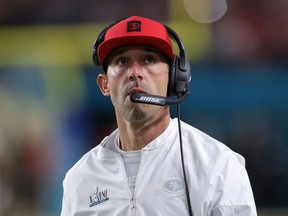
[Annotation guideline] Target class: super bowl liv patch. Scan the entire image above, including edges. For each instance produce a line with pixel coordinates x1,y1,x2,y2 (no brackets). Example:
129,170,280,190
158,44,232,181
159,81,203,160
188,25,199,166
89,186,110,207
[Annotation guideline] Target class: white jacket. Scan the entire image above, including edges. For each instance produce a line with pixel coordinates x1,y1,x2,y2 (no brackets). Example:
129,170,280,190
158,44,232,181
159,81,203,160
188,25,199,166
61,118,257,216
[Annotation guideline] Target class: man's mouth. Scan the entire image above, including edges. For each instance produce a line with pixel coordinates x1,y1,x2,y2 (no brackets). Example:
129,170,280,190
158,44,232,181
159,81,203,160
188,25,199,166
128,88,147,96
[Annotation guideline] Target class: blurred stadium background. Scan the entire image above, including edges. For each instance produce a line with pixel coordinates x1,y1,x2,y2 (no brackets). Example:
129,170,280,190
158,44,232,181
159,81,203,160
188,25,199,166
0,0,287,215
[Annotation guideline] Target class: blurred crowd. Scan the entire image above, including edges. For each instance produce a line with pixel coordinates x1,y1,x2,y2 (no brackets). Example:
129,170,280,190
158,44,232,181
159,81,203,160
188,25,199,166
0,0,288,215
212,0,288,64
0,0,287,64
0,0,168,24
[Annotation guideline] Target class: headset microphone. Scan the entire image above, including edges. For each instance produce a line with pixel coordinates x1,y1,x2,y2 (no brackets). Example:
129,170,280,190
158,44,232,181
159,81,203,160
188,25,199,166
130,92,190,106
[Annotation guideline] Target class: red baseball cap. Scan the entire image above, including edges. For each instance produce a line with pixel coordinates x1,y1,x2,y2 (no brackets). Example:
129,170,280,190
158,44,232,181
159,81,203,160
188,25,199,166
97,16,174,65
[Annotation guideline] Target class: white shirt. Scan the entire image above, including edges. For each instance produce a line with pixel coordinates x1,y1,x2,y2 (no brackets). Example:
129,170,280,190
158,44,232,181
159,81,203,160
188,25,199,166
112,140,141,196
61,118,257,216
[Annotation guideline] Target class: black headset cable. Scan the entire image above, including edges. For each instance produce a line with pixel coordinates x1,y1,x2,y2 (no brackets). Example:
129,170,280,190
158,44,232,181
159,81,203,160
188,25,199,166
177,103,193,216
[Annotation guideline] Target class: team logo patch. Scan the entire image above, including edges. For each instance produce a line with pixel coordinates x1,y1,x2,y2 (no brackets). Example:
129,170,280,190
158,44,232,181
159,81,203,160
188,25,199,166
163,178,185,193
89,186,109,207
127,21,141,32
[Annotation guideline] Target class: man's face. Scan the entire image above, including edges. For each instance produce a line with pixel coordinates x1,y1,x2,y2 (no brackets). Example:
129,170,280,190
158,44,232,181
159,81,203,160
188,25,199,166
97,45,170,123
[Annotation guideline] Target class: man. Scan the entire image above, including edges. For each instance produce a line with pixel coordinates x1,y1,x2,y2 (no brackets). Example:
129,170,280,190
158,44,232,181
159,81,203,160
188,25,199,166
61,16,257,215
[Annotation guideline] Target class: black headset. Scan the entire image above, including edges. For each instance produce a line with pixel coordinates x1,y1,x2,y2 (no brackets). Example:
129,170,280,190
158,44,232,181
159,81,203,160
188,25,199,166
92,19,191,99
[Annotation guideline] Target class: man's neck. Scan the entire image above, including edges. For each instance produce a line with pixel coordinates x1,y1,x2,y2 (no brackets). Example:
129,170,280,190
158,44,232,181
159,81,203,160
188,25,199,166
117,111,170,151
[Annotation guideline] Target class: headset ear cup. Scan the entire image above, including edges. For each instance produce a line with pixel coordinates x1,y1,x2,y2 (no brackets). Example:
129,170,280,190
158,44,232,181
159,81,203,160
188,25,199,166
92,26,110,66
167,55,178,97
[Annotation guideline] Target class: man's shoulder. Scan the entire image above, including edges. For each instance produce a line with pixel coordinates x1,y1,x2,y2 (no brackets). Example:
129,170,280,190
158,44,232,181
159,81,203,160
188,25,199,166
178,119,245,166
179,119,225,146
63,129,119,185
64,145,101,181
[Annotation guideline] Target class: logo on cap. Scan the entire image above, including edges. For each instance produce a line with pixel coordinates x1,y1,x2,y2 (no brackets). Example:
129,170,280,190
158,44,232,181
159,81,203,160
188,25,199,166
127,21,141,32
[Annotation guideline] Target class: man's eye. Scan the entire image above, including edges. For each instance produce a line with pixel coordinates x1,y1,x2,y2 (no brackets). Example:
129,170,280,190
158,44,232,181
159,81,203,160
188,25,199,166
144,56,155,64
117,57,128,65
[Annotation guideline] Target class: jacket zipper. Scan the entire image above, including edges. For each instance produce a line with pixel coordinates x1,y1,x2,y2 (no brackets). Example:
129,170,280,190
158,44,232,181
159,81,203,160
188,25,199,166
131,149,145,216
118,155,137,216
119,150,145,216
130,197,136,215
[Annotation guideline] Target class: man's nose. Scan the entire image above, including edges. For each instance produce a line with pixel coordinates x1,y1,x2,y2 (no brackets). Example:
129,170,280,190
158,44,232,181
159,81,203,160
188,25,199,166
128,61,144,81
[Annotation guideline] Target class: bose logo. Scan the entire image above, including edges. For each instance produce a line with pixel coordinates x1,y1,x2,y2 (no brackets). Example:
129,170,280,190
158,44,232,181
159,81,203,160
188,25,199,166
137,96,164,103
130,93,167,106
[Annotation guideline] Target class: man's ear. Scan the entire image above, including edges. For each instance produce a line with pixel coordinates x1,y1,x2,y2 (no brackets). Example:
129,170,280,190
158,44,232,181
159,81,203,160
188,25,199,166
97,74,110,96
